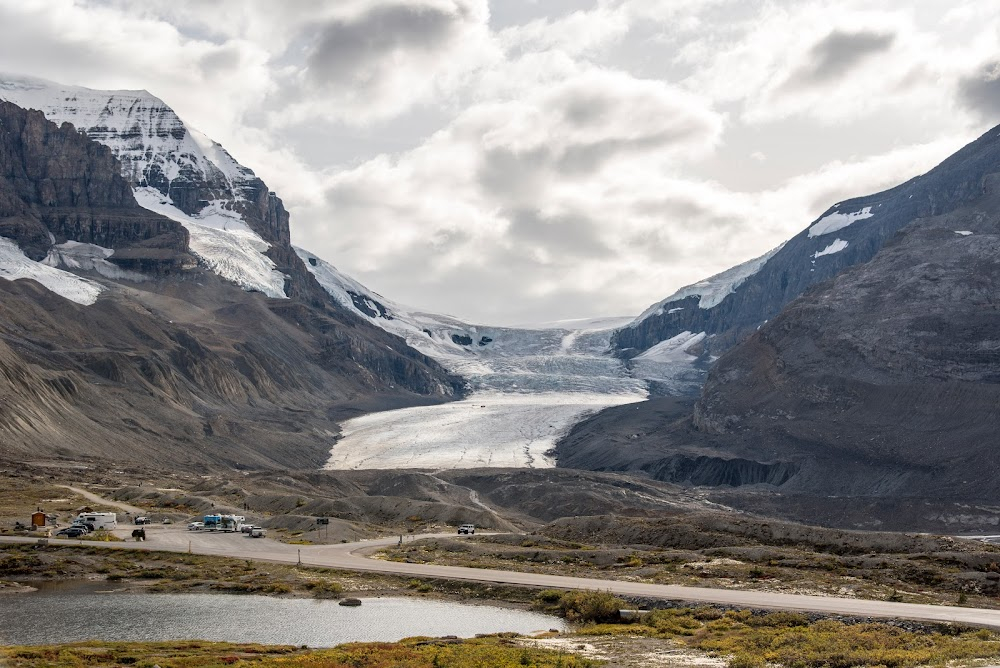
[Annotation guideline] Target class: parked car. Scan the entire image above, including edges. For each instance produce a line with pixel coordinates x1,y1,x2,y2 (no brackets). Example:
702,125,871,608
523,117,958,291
134,517,151,525
56,527,88,538
187,521,204,531
458,524,476,535
162,518,172,524
240,524,257,534
249,527,266,538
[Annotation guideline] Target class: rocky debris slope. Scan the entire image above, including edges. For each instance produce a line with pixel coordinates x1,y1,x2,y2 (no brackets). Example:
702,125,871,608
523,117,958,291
692,189,1000,501
0,272,460,469
614,124,1000,362
558,126,1000,532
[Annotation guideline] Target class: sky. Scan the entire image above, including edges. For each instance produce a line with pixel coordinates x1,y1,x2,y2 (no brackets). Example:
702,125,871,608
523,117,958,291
0,0,999,325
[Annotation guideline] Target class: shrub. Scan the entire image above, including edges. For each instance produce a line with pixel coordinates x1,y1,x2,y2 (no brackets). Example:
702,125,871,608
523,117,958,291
557,590,625,623
535,589,564,604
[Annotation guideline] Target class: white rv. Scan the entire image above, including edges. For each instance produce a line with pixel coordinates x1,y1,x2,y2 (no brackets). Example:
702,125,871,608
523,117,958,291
74,512,117,531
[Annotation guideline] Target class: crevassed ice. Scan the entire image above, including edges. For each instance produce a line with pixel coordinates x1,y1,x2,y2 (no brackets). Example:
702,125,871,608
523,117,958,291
135,188,287,298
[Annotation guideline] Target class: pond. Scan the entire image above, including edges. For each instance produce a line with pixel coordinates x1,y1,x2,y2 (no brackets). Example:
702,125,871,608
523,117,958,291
0,582,568,646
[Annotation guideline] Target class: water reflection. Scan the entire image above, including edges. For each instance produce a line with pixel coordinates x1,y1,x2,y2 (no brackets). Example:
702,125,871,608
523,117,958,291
0,584,566,646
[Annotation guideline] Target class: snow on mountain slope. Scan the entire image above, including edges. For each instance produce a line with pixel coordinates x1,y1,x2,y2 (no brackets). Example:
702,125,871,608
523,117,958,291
0,74,286,299
0,74,253,193
636,244,785,321
808,206,874,238
0,237,104,305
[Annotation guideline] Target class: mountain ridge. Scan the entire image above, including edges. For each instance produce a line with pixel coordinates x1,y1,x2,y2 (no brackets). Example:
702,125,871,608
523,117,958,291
613,124,1000,361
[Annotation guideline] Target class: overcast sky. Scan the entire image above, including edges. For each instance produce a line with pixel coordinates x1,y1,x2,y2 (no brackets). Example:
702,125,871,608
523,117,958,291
1,0,999,324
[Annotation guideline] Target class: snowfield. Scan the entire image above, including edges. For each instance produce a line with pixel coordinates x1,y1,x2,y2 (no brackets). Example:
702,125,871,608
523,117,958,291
813,238,849,258
0,237,104,305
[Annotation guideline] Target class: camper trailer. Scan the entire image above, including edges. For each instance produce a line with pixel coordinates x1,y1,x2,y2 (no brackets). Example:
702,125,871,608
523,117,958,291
73,512,117,531
219,515,245,532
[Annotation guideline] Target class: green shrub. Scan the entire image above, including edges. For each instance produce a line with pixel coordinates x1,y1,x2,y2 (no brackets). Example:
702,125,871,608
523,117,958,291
557,590,625,623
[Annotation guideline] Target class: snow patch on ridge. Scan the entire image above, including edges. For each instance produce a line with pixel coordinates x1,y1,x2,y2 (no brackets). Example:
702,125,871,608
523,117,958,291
0,237,104,304
809,206,873,238
634,331,706,363
813,238,848,258
136,188,287,298
635,243,785,320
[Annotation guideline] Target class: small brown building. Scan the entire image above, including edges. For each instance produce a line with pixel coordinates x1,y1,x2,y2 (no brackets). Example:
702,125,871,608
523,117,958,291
31,511,46,528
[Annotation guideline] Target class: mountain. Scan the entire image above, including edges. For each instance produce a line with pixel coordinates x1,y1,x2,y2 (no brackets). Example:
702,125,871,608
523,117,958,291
558,123,1000,532
613,125,1000,365
0,84,463,469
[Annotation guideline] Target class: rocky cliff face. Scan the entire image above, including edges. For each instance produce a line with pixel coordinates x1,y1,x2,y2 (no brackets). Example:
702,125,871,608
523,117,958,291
0,74,323,301
0,100,192,269
613,124,1000,360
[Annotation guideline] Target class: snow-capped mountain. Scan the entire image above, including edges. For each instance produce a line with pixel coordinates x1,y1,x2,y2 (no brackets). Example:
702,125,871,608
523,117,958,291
0,74,290,298
614,126,1000,359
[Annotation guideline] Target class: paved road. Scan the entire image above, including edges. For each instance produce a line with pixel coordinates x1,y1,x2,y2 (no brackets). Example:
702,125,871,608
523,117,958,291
6,527,1000,629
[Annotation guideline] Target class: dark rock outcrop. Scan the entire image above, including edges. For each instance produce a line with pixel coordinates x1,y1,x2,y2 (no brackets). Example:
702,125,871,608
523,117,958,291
0,100,192,269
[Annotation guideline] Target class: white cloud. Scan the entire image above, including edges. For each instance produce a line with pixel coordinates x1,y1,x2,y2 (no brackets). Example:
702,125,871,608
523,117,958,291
0,0,996,323
271,0,501,126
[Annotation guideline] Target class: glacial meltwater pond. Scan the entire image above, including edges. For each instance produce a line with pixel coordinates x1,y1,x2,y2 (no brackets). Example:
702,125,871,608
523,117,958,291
0,583,567,646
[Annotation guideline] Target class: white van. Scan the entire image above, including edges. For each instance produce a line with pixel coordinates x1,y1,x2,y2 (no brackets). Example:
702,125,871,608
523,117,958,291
74,512,117,531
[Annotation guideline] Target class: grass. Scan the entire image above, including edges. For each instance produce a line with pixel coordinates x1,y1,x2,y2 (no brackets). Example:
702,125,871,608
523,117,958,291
0,637,600,667
573,606,1000,668
380,532,1000,610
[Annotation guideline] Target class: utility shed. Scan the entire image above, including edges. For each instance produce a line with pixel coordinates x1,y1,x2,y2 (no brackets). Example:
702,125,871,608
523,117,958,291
31,511,46,528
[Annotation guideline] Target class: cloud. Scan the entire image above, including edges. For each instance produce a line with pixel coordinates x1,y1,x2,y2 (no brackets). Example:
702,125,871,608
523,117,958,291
0,0,997,324
958,62,1000,120
271,0,499,125
786,29,896,87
